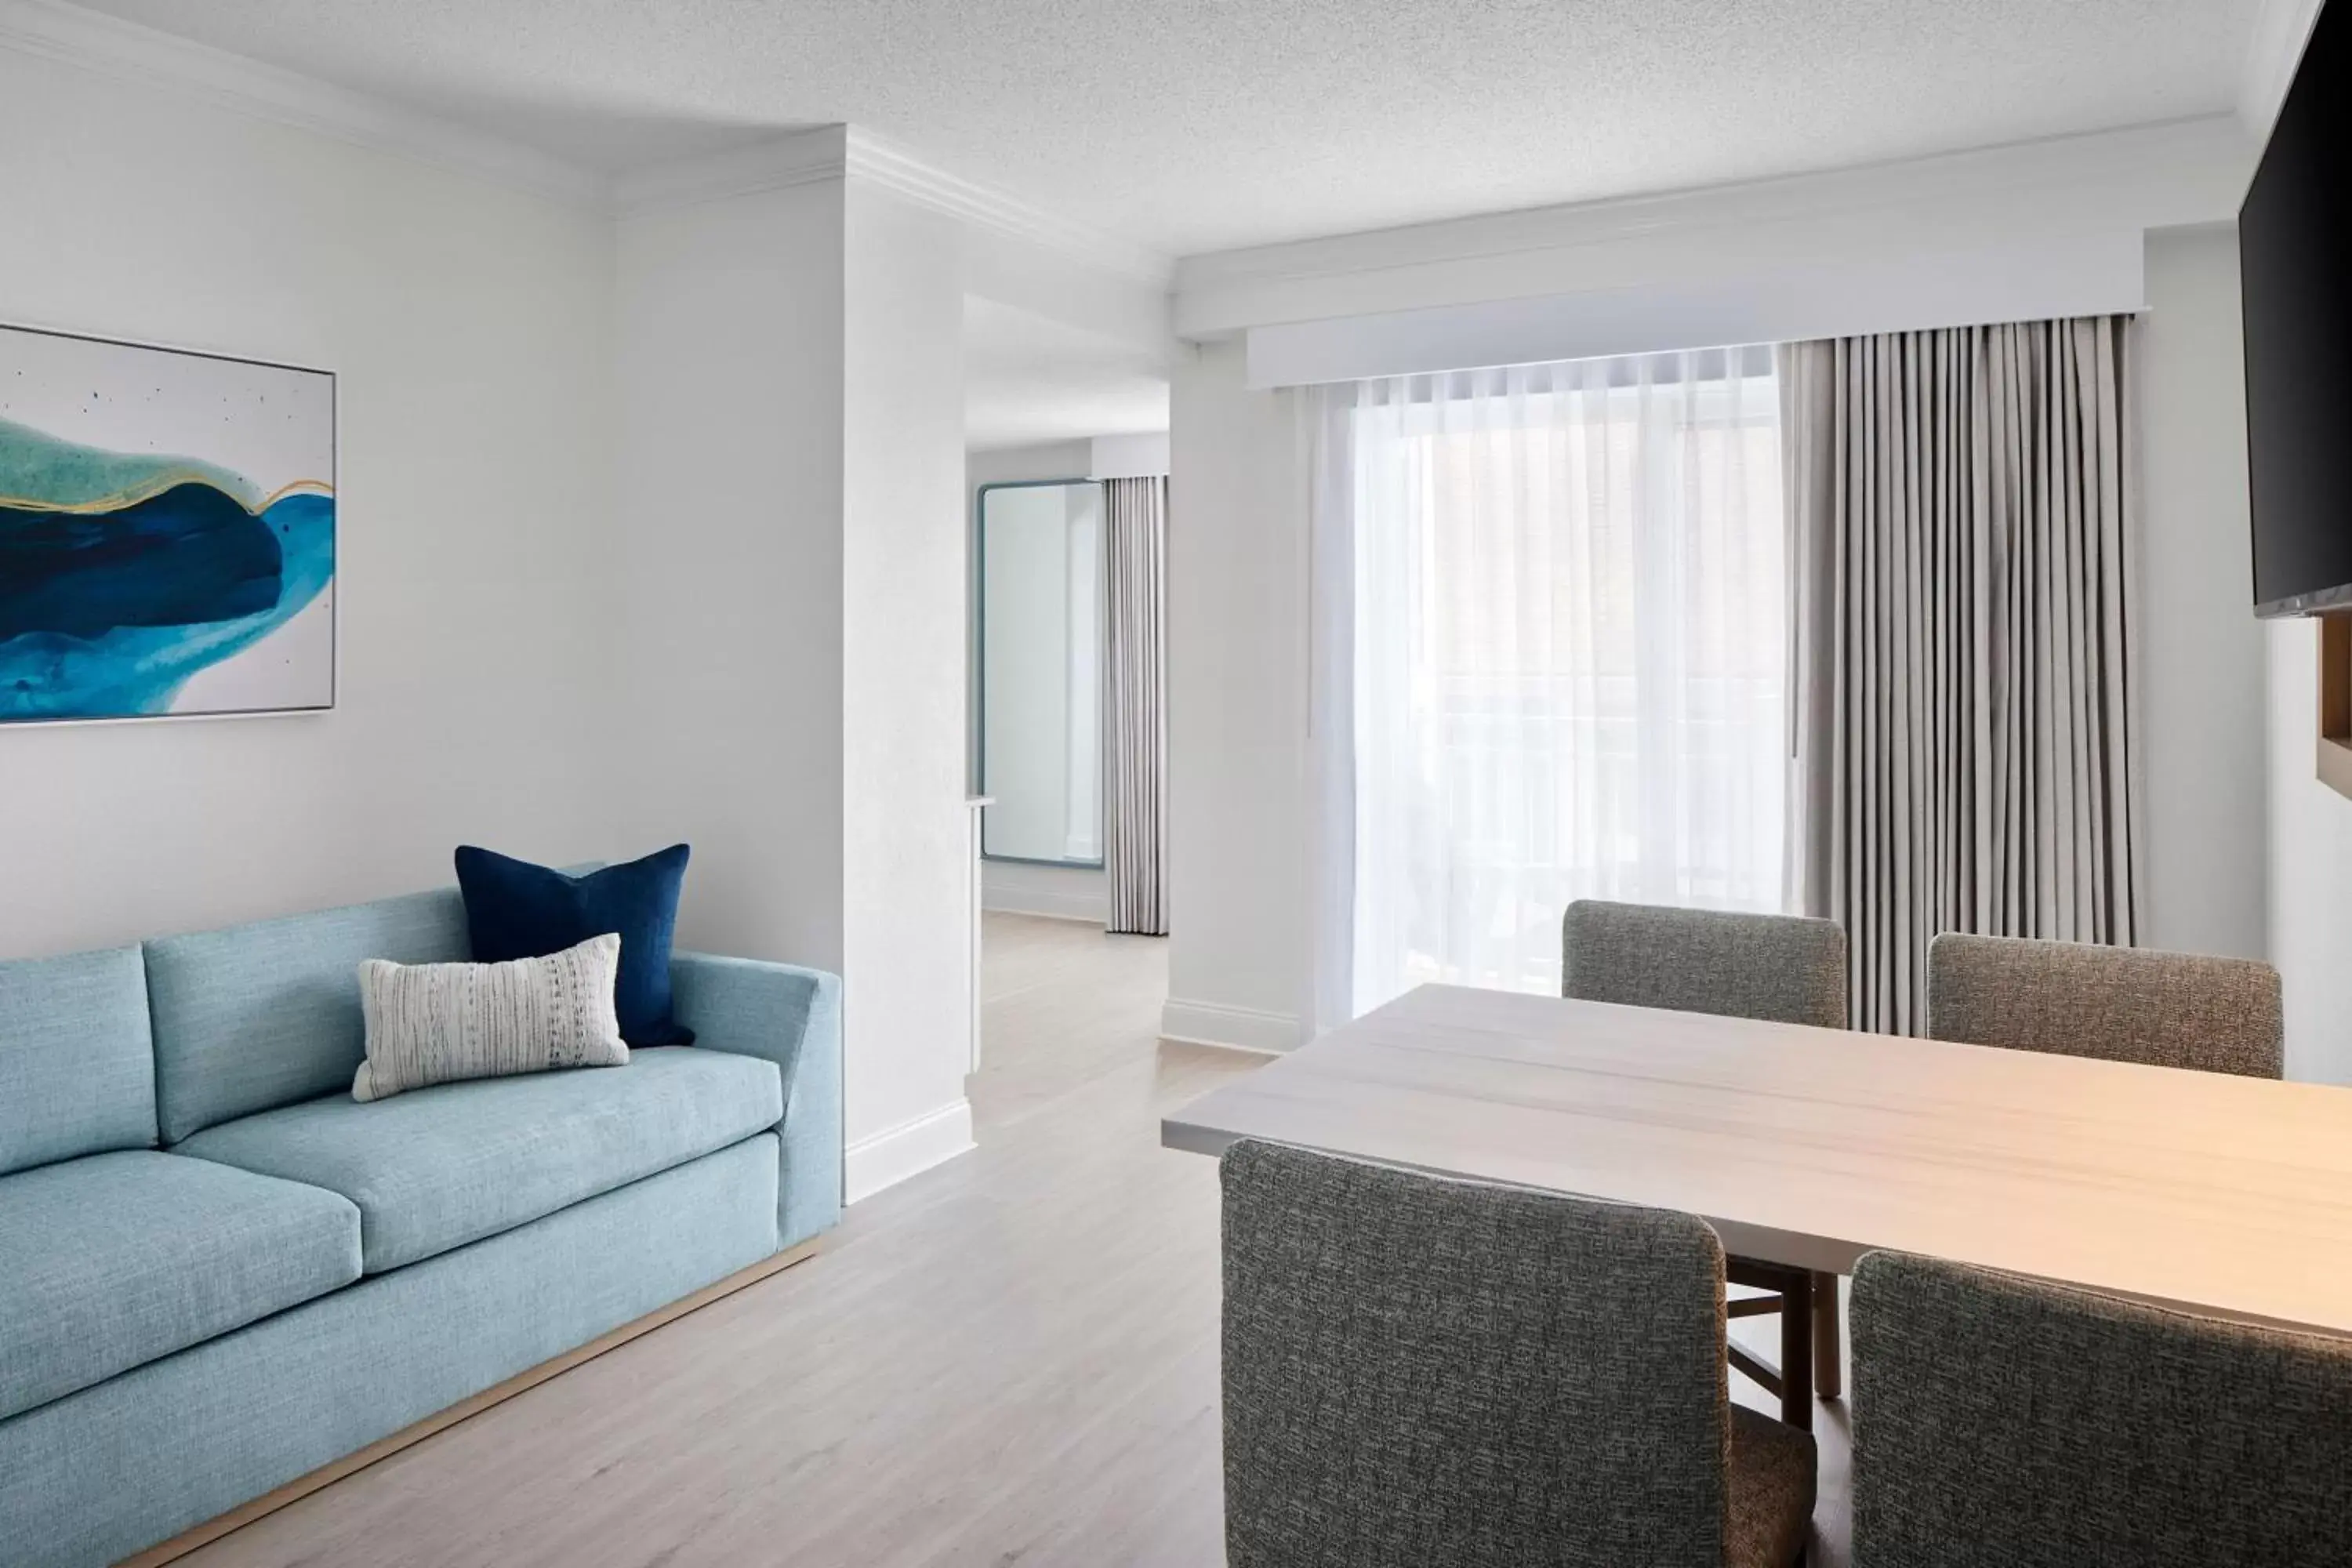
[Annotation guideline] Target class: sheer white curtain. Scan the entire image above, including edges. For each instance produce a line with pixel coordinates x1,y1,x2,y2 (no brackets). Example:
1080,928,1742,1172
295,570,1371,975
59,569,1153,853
1308,348,1789,1019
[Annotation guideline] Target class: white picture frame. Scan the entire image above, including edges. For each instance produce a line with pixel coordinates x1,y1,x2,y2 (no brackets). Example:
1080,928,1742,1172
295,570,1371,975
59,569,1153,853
0,321,337,726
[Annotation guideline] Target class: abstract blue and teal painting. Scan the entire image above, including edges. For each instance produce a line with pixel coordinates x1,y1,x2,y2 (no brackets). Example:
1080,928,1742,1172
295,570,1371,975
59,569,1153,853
1,324,335,724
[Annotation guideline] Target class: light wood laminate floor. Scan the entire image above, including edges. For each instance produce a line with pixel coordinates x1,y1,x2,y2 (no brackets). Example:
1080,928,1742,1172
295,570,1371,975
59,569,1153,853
180,913,1853,1567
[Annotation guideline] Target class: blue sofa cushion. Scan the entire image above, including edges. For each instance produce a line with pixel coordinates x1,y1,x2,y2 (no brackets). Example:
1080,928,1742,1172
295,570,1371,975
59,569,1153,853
173,1047,783,1273
455,844,694,1047
0,1151,360,1421
0,945,155,1178
146,887,474,1143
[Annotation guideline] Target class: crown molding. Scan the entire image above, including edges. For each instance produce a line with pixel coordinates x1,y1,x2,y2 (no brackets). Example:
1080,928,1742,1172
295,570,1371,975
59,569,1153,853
608,125,850,212
2240,0,2325,140
4,2,1173,293
842,129,1171,288
613,124,1171,288
0,0,601,205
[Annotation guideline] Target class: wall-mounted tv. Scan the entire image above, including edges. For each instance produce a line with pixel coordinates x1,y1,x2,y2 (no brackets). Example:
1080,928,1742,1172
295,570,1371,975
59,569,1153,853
2242,0,2352,618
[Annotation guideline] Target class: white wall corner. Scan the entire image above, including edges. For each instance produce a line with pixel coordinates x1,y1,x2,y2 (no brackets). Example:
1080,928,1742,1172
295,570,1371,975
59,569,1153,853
0,0,600,204
844,127,1174,290
609,122,1176,318
844,1098,976,1203
1160,998,1302,1054
610,124,849,213
2240,0,2328,141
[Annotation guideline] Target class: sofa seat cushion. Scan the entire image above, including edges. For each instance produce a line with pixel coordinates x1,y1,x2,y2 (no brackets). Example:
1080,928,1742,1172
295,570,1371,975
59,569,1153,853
0,1151,361,1421
173,1047,783,1273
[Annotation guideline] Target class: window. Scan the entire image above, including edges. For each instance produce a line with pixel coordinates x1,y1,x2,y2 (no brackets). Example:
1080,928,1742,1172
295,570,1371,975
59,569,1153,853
1320,347,1788,1014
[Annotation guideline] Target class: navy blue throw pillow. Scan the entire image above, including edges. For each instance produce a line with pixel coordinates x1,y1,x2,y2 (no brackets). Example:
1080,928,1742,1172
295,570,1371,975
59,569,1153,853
454,844,694,1047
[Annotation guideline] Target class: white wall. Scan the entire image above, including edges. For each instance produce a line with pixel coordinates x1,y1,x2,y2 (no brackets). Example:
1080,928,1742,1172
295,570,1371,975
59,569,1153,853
1160,119,2272,1056
1163,339,1312,1051
613,176,848,971
2234,1,2352,1081
614,157,976,1196
2138,227,2269,961
0,59,982,1195
1163,237,2287,1055
2267,617,2352,1082
2073,220,2346,1083
0,42,616,959
841,183,976,1184
967,439,1093,488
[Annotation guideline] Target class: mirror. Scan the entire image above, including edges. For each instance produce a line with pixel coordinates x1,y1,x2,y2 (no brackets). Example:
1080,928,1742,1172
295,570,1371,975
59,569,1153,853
978,480,1103,865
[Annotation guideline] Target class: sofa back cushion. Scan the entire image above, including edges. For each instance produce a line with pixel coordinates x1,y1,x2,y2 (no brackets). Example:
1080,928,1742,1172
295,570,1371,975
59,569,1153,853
0,946,155,1176
147,888,470,1144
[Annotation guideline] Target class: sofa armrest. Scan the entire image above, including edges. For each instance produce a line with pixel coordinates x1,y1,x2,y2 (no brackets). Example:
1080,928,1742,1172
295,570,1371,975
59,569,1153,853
670,953,843,1248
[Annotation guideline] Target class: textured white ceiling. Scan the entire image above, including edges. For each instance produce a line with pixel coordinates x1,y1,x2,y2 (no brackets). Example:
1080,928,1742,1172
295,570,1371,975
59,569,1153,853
71,0,2264,256
963,297,1168,452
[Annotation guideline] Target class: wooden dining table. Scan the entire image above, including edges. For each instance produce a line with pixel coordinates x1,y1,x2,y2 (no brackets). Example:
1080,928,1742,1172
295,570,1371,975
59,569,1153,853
1163,982,2352,1425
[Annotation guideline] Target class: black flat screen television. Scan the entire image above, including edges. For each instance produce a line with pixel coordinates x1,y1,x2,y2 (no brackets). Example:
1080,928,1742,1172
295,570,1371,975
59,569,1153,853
2242,0,2352,617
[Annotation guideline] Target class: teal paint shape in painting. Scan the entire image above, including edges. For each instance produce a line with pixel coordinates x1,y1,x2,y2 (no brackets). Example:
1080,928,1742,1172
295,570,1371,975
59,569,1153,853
0,326,336,723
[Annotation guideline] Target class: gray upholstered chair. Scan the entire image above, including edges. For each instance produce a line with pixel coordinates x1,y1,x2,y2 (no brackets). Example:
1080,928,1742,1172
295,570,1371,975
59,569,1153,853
1563,898,1851,1425
1220,1138,1817,1568
1926,932,2283,1079
1561,899,1849,1029
1850,1249,2352,1566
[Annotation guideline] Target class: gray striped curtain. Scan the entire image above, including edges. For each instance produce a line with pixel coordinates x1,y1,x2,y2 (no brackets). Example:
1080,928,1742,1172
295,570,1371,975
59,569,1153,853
1782,317,2142,1035
1105,476,1168,936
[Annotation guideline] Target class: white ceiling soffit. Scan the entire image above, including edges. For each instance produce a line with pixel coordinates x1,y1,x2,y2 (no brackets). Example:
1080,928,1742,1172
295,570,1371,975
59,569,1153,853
1246,230,2147,390
1182,115,2259,345
1088,433,1171,480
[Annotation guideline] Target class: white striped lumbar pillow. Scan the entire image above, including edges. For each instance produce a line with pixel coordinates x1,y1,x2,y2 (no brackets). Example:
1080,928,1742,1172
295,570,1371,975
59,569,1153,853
352,932,630,1102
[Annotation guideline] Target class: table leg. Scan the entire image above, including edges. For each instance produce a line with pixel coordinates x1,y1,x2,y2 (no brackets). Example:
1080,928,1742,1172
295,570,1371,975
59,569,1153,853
1812,1270,1842,1400
1777,1269,1814,1431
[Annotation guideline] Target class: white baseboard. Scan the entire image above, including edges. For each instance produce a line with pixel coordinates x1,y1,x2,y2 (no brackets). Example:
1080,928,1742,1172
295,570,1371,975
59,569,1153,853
1160,997,1302,1054
979,861,1109,924
980,887,1109,923
844,1099,975,1203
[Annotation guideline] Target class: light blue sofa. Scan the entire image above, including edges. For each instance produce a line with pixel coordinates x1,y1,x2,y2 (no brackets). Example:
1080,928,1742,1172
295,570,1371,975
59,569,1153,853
0,882,843,1568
